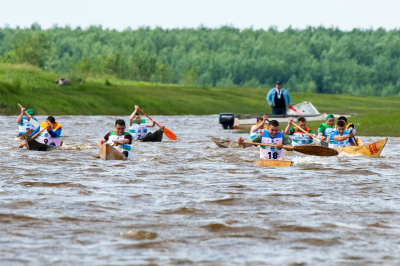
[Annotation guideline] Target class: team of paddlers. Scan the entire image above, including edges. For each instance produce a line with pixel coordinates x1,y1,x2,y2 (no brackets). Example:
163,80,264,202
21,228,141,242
17,105,155,158
238,114,358,161
17,104,357,161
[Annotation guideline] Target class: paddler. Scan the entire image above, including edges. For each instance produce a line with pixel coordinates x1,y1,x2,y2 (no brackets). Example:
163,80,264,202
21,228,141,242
16,107,38,137
318,114,335,141
328,120,357,148
129,105,156,140
284,117,316,146
28,116,63,146
336,116,356,136
238,120,293,160
250,115,268,139
97,119,132,158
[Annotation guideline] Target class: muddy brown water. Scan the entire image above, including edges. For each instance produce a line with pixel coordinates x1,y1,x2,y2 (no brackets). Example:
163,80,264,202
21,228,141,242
1,115,399,265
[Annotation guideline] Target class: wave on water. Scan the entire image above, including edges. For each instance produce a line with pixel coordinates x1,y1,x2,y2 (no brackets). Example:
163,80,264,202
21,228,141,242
58,144,94,150
337,152,361,157
292,156,338,165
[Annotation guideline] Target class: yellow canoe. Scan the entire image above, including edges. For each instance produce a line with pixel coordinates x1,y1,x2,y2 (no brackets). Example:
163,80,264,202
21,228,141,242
335,138,387,157
254,159,293,167
99,144,127,160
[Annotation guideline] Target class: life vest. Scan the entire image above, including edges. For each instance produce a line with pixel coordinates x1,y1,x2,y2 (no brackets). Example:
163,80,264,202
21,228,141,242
36,122,63,146
260,131,283,160
328,129,351,148
291,127,313,146
320,123,335,138
129,119,147,140
19,116,38,135
250,124,268,139
106,131,132,157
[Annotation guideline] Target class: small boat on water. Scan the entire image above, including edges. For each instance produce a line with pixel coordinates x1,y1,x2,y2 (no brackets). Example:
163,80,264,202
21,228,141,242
140,127,164,142
335,138,387,157
99,144,127,160
25,137,57,151
210,137,242,148
254,159,293,167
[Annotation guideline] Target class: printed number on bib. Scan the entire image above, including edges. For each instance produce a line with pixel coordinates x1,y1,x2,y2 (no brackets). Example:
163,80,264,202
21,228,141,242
267,152,278,159
44,139,48,145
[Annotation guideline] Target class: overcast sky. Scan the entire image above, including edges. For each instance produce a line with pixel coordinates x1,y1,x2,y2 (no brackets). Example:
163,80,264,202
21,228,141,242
1,0,399,31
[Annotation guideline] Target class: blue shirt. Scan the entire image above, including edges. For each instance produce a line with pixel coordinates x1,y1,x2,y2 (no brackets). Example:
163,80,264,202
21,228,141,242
328,129,354,144
267,88,292,108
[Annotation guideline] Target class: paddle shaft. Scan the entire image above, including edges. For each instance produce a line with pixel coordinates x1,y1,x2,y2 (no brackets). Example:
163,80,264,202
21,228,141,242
242,141,291,149
138,108,162,128
290,121,320,143
137,107,177,140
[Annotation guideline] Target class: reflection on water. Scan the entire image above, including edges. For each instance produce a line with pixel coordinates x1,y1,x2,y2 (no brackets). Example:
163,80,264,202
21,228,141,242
0,115,399,265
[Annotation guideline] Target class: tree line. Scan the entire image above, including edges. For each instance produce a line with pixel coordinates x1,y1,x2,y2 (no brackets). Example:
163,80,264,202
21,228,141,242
1,23,400,96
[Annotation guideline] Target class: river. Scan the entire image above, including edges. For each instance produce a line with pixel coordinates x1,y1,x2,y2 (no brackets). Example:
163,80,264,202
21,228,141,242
0,115,399,265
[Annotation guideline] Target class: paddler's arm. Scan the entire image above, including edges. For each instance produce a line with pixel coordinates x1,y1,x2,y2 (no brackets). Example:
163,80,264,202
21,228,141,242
253,115,268,132
97,138,107,149
17,108,25,124
146,119,156,127
284,118,293,134
129,105,139,127
281,134,294,151
47,127,62,137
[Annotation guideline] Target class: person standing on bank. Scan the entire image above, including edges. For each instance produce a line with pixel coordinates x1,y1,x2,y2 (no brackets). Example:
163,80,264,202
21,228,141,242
267,81,292,115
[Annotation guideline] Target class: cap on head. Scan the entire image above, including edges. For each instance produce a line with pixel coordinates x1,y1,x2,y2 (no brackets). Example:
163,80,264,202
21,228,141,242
26,109,34,115
326,114,334,120
276,81,282,85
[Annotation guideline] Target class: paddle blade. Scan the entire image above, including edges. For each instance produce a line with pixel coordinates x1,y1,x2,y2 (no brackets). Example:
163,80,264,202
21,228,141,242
293,145,338,157
29,119,40,129
162,126,177,140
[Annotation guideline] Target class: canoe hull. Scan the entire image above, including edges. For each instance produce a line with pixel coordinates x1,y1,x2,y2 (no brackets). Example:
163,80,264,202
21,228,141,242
335,138,387,157
254,159,293,167
141,127,164,142
99,144,127,160
210,137,242,148
25,137,56,151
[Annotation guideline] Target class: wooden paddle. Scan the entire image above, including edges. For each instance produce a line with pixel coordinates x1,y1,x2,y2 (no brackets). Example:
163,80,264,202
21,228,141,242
18,103,39,128
242,141,338,157
18,127,46,148
138,108,177,140
290,120,321,144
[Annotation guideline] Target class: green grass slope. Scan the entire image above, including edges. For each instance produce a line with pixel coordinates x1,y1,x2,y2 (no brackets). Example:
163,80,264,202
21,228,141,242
0,63,399,136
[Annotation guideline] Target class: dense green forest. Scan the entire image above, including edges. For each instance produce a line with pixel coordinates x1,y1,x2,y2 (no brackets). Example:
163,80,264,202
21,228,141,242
1,23,400,96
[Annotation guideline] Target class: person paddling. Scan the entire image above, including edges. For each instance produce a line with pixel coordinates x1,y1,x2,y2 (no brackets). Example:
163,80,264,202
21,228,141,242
17,107,38,137
98,119,132,158
318,114,335,141
284,117,316,146
250,115,268,140
238,120,293,160
129,105,156,140
28,116,63,146
336,116,356,137
328,120,357,148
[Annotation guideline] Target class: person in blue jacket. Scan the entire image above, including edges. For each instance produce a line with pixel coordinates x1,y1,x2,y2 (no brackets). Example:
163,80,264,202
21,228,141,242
266,81,292,115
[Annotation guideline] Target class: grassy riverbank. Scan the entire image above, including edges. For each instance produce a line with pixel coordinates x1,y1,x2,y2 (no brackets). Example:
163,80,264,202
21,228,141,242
1,63,399,136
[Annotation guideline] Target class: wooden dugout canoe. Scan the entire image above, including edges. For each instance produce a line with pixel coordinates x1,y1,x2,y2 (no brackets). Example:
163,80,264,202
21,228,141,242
99,144,127,160
141,127,164,142
335,138,387,157
254,159,293,167
210,137,242,148
25,137,57,151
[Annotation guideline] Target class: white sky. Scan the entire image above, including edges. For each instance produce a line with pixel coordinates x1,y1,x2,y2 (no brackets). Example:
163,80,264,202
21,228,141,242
1,0,399,31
